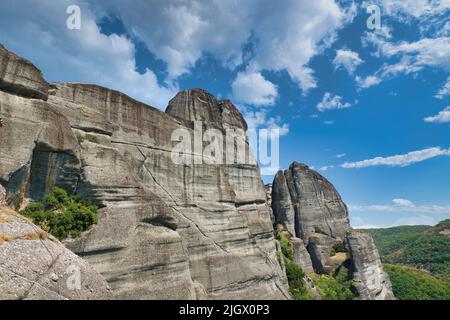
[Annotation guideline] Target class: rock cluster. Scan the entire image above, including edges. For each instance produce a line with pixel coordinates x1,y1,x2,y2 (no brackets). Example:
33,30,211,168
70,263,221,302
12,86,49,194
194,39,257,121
0,44,288,300
271,162,395,299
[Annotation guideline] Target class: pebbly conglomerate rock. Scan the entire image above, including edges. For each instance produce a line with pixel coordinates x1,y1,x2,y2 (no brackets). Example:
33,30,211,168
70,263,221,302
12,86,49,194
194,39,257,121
0,44,288,300
271,162,395,299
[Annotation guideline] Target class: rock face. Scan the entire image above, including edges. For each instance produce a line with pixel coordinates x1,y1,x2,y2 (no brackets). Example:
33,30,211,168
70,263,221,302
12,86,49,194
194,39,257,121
0,184,5,206
0,208,111,300
0,44,49,100
346,232,395,300
272,162,350,240
0,44,288,300
271,162,394,300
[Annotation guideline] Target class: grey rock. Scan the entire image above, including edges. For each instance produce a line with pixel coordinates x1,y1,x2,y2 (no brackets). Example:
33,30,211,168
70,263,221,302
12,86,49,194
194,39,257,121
290,237,314,274
306,233,338,274
272,162,350,240
346,231,395,300
0,44,49,100
166,89,248,131
0,208,112,300
0,184,5,206
0,44,288,300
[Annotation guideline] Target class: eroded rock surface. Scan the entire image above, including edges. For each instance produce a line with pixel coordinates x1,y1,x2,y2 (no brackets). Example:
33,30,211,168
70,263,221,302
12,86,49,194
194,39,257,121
346,232,395,300
0,44,49,100
0,44,288,300
0,208,111,300
271,162,394,300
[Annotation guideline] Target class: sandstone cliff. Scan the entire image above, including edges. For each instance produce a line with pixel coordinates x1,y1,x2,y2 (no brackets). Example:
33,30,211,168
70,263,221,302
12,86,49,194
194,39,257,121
0,44,288,299
0,205,112,300
271,162,395,300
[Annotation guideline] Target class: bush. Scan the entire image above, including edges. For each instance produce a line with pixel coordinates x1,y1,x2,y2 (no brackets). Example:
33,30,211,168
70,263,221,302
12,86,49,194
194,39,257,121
20,187,98,240
314,274,357,300
330,241,346,256
384,264,450,300
76,133,100,144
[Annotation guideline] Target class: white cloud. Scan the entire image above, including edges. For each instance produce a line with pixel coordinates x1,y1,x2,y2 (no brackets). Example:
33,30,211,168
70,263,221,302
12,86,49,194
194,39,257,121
0,0,177,109
243,111,289,138
98,0,354,94
323,120,335,125
355,75,382,89
435,76,450,99
349,198,450,214
424,107,450,123
333,49,364,74
232,71,278,106
361,34,450,90
316,92,352,112
342,147,450,168
319,165,335,171
379,0,450,19
336,153,347,158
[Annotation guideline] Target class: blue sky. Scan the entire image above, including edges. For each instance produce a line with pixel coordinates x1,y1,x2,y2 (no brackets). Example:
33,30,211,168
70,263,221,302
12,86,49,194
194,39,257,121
0,0,449,228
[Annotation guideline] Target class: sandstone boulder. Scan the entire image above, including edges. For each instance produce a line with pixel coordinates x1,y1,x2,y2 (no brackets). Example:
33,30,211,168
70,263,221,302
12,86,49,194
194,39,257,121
0,208,111,300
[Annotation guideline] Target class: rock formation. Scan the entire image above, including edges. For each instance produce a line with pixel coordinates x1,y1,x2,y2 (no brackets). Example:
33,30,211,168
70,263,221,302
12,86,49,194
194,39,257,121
0,44,288,300
271,162,395,300
346,231,395,300
0,207,111,300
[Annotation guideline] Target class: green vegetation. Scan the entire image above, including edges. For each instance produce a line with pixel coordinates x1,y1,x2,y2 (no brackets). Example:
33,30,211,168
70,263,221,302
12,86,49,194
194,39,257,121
275,225,312,300
313,264,358,300
20,187,98,240
384,264,450,300
359,220,450,300
76,133,100,144
360,222,450,279
330,241,346,256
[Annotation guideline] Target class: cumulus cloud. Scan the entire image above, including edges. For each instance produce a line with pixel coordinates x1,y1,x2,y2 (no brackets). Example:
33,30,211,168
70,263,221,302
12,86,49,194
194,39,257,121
316,92,352,112
0,0,178,109
355,75,382,89
232,71,278,106
333,49,364,74
96,0,354,94
342,147,450,168
392,198,415,207
379,0,450,19
424,107,450,123
435,76,450,99
361,33,450,90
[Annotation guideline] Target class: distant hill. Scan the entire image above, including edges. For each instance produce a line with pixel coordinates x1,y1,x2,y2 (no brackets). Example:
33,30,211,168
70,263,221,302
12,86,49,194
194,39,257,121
359,219,450,279
384,265,450,300
358,220,450,300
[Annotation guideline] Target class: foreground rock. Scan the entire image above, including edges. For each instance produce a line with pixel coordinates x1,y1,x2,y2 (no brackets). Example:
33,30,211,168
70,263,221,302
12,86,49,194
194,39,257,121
271,162,394,300
0,208,111,300
0,44,288,299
